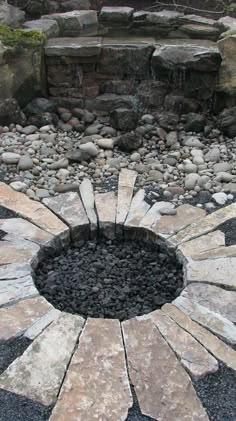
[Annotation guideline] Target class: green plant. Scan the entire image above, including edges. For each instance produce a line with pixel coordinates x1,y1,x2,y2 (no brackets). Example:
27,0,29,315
0,24,46,47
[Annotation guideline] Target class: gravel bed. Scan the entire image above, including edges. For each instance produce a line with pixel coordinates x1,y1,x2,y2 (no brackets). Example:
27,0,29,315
127,386,155,421
0,337,31,376
0,390,52,421
193,362,236,421
34,238,183,321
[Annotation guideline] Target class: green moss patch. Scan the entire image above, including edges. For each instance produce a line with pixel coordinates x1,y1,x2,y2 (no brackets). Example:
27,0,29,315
0,24,46,47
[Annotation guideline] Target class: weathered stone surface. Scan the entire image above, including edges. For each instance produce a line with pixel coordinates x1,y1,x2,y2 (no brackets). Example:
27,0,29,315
42,10,98,36
181,283,236,323
45,36,102,56
23,19,60,37
43,192,89,242
0,183,69,242
218,35,236,94
163,303,236,371
79,177,98,237
0,296,52,340
152,40,221,74
116,169,137,229
0,218,54,247
24,309,61,340
177,230,225,262
192,244,236,260
97,38,155,78
180,24,220,40
141,310,218,379
173,296,236,345
169,203,236,246
86,93,135,112
0,263,31,280
125,189,150,228
139,201,174,229
0,275,38,307
99,6,134,22
154,204,205,239
0,313,84,405
0,239,39,268
95,192,117,239
0,2,25,27
186,256,236,289
122,318,208,420
50,318,132,420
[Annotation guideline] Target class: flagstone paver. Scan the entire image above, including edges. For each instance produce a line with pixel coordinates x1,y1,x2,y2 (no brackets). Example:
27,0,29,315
0,297,53,340
140,310,218,379
50,318,132,421
116,169,137,232
163,303,236,371
0,182,69,242
0,263,31,280
170,202,236,246
139,201,175,229
0,218,54,247
0,275,39,307
95,191,117,239
173,296,236,345
181,283,236,323
153,204,206,239
124,189,150,228
24,309,61,340
0,239,40,268
0,312,84,406
79,178,98,237
177,230,225,262
122,317,209,420
186,256,236,289
43,192,90,242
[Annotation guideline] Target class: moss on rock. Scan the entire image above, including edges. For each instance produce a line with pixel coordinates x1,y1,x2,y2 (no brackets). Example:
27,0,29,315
0,24,46,47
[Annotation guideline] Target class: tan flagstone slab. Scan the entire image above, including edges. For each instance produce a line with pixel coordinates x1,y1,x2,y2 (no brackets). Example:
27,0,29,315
116,169,137,230
124,189,150,228
169,202,236,246
122,318,209,421
162,303,236,371
186,256,236,289
140,310,218,379
43,192,89,242
0,239,40,268
0,275,39,307
139,201,175,229
177,231,225,263
0,263,31,280
0,313,84,406
153,204,206,239
181,283,236,323
50,318,132,421
24,309,61,340
173,296,236,345
95,191,117,239
0,218,54,247
0,296,53,340
0,182,69,242
192,244,236,260
79,178,98,237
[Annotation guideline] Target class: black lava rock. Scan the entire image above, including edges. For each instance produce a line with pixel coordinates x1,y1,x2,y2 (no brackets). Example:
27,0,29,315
34,237,183,321
110,108,139,131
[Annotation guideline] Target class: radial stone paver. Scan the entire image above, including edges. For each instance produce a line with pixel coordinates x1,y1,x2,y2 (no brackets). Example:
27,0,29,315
0,275,39,307
0,182,69,242
140,310,218,379
0,263,31,280
139,201,174,229
43,192,90,242
124,189,150,229
177,230,225,262
0,239,39,268
154,204,206,239
24,309,61,340
50,318,132,421
163,304,236,371
0,313,84,406
122,317,209,420
173,296,236,345
95,191,117,239
116,169,137,232
0,218,54,247
169,202,236,246
0,297,52,340
181,283,236,323
79,178,98,237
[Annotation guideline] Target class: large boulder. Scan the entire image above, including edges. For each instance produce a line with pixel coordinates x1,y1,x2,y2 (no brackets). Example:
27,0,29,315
42,10,97,36
8,0,50,19
0,98,26,126
0,1,25,27
60,0,91,12
110,108,139,131
218,35,236,95
218,107,236,137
